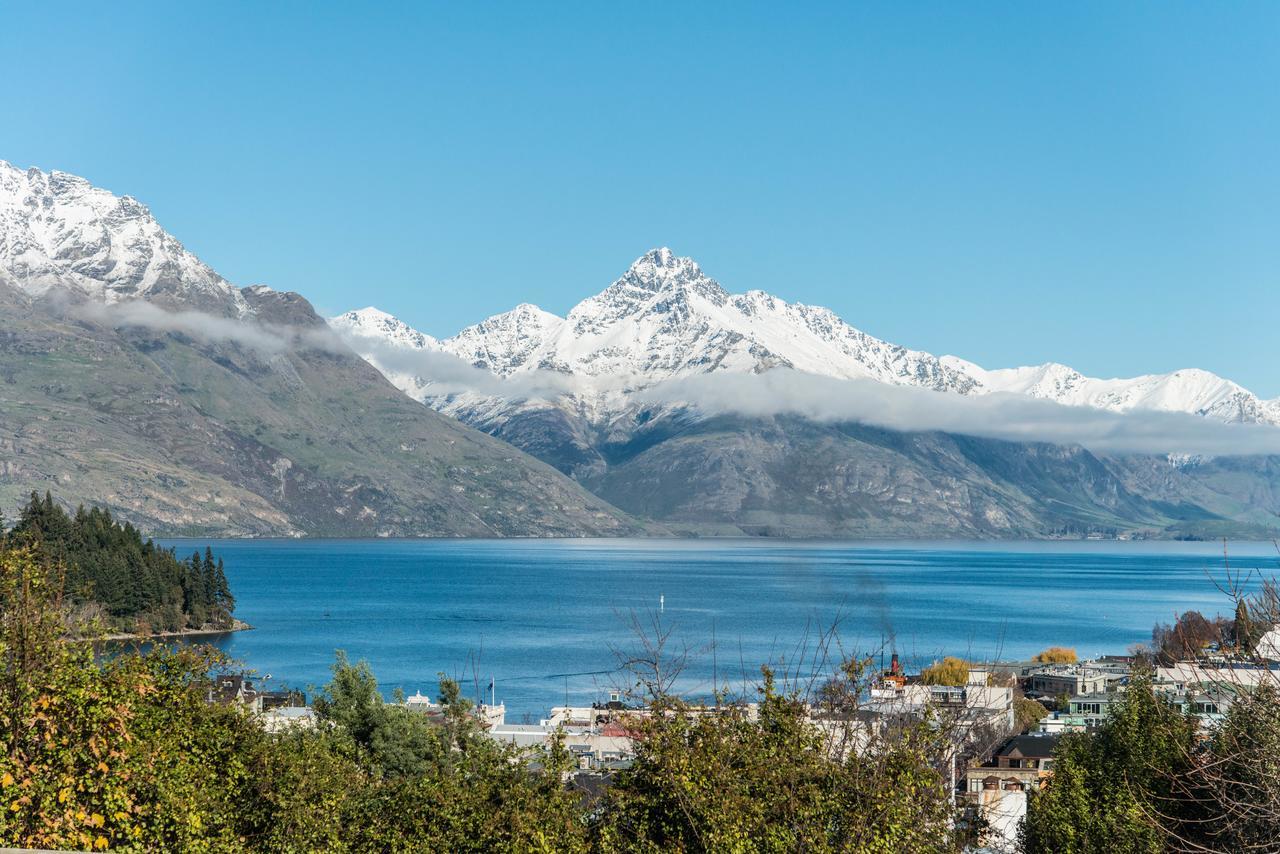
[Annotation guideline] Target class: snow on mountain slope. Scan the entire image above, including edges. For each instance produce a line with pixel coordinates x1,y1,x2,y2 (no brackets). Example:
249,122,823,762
942,356,1279,426
438,248,975,393
329,306,445,402
0,161,245,314
332,247,1280,430
332,306,439,351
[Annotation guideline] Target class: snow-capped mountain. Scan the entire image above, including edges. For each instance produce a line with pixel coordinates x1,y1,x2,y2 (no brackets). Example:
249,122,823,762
442,248,977,392
0,161,245,314
942,357,1280,426
332,306,439,352
331,247,1280,429
0,162,638,537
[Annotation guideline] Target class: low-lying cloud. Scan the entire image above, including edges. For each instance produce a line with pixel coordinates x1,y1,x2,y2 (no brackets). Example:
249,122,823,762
334,328,1280,457
341,332,583,400
66,298,349,356
57,296,1280,458
73,299,294,353
635,370,1280,457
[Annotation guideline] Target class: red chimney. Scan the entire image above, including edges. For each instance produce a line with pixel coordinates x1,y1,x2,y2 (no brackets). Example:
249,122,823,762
890,653,900,676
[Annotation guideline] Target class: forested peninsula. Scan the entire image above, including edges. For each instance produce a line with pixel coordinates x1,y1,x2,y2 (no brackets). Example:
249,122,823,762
6,492,238,636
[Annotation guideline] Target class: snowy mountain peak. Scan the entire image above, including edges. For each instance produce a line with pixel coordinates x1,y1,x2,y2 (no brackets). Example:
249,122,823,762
334,249,979,397
0,161,245,314
566,248,731,340
944,356,1276,426
622,247,706,290
447,303,567,375
330,306,439,350
332,248,1280,430
580,248,725,313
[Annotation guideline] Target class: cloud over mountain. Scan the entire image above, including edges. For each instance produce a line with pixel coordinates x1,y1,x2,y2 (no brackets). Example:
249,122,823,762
332,248,1280,456
636,370,1280,457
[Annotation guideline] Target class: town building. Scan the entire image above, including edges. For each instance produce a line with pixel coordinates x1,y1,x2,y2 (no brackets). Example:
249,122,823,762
261,705,318,732
962,733,1061,851
402,690,506,728
1023,664,1108,700
208,673,305,714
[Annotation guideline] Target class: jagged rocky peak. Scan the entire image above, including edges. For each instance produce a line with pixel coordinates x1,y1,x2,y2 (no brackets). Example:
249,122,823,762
576,248,728,321
617,247,713,293
447,303,565,375
331,246,1279,428
0,161,246,315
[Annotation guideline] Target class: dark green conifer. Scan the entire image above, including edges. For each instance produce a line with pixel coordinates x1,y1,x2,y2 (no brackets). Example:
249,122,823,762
9,493,233,633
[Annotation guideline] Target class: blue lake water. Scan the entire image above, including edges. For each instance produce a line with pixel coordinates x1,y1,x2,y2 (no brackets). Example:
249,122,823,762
157,538,1280,721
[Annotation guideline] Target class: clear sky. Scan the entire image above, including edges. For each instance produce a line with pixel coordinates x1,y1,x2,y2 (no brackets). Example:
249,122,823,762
3,3,1277,395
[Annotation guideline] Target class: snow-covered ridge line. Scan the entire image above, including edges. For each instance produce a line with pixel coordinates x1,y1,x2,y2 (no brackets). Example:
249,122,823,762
0,160,246,314
331,248,1280,428
0,160,1268,428
941,356,1280,426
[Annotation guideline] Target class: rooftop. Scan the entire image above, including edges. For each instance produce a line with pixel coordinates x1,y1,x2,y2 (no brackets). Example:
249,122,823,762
996,733,1061,759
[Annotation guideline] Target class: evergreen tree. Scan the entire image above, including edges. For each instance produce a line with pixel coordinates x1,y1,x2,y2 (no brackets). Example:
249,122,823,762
9,494,234,633
214,557,234,624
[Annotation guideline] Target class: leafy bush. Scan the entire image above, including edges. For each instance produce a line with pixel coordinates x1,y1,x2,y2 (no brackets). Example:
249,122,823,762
1021,672,1198,853
921,656,971,686
592,670,959,853
1031,647,1078,664
1014,696,1049,733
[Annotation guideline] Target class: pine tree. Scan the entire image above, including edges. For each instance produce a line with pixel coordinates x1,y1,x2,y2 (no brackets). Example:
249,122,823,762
9,494,234,632
213,557,233,626
202,547,218,615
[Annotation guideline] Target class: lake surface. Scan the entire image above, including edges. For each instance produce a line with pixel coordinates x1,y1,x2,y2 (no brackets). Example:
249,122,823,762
157,538,1280,721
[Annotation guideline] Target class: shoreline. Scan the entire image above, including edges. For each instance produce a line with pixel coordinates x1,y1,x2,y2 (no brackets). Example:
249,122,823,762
93,618,254,643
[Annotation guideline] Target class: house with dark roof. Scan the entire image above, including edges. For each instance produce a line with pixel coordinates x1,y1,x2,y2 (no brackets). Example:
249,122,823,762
208,673,304,714
962,733,1061,851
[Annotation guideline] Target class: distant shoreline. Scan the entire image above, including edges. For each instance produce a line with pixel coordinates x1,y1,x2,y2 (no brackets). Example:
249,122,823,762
93,618,253,643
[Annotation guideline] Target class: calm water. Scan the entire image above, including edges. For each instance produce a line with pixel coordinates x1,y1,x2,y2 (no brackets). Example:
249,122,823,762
157,538,1280,720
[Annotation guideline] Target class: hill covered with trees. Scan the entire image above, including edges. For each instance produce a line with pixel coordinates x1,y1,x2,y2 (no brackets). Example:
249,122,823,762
6,492,234,634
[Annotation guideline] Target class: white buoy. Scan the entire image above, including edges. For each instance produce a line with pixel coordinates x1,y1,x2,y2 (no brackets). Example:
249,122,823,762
660,593,665,613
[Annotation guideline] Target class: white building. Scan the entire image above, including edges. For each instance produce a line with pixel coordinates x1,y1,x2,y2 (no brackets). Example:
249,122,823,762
1252,627,1280,661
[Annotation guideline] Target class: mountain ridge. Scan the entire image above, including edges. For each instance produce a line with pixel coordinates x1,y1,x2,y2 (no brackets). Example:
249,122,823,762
0,162,643,537
332,249,1280,539
4,159,1274,540
333,247,1279,427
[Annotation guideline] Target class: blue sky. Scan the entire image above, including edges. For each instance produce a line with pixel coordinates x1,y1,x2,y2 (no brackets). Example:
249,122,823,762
3,3,1277,394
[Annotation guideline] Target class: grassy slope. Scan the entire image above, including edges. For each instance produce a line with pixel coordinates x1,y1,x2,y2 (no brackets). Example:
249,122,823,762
0,286,642,537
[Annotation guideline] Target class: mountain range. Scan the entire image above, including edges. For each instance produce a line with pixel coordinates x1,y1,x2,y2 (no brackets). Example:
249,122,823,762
332,247,1278,428
332,249,1280,538
0,161,640,537
2,160,1277,539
